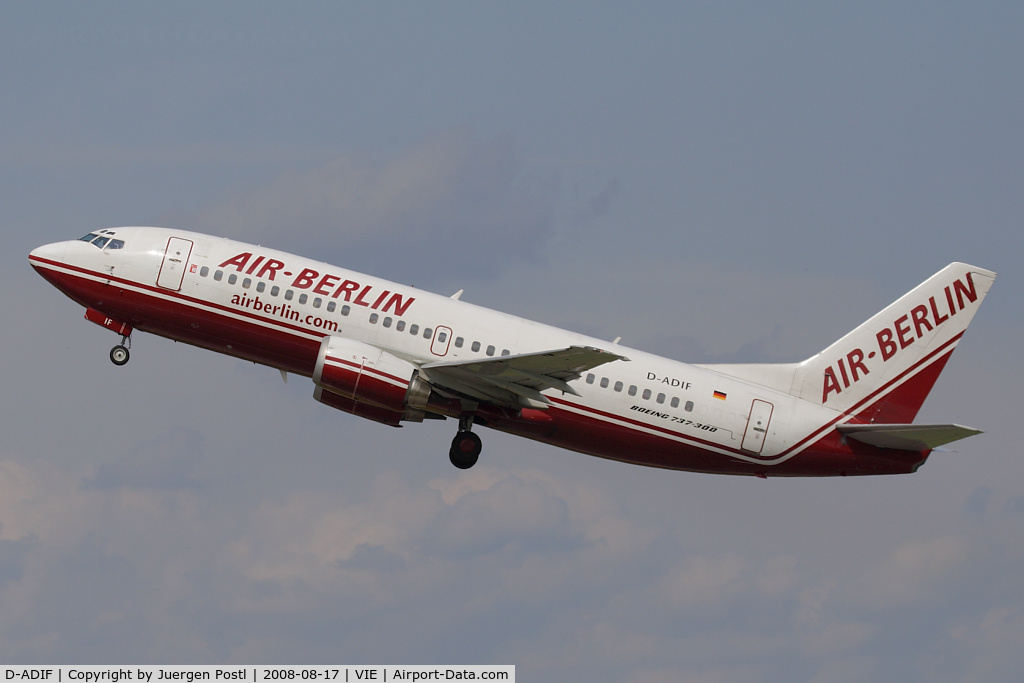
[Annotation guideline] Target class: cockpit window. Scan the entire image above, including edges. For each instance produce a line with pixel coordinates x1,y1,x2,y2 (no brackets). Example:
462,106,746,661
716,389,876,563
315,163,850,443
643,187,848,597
78,232,125,249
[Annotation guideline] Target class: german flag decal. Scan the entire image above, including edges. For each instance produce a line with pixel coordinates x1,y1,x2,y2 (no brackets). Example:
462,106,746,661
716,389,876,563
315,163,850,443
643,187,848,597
713,390,727,400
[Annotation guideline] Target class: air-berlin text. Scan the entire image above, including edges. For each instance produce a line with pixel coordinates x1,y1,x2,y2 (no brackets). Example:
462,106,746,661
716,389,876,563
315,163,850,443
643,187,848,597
219,253,415,316
822,272,978,403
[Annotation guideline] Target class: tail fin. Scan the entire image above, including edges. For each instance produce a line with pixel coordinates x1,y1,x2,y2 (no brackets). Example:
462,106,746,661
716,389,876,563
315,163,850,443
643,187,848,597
700,263,996,422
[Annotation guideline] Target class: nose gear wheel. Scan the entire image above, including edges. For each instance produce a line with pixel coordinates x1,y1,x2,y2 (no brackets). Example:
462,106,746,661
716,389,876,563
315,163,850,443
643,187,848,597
109,335,131,366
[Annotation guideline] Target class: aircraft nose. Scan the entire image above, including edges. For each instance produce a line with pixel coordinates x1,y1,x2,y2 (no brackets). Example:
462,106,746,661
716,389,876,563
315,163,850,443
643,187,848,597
29,241,68,267
29,242,70,284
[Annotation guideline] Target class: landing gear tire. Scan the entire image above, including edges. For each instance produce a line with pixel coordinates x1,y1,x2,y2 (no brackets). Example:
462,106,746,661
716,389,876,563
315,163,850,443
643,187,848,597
449,431,482,469
110,345,130,366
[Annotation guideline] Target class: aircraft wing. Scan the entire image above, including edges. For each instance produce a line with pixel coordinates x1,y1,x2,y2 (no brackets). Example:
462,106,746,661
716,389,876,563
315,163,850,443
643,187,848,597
421,346,627,409
837,423,982,451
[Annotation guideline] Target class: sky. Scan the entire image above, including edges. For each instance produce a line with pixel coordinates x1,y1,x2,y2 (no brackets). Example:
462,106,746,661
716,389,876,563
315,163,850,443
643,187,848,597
1,1,1022,679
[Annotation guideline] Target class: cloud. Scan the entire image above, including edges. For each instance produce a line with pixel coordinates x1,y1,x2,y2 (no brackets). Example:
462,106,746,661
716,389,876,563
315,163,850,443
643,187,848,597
180,130,560,285
658,554,748,608
83,429,205,490
419,472,580,558
625,666,761,683
950,605,1024,682
0,534,36,589
572,177,622,225
847,535,969,609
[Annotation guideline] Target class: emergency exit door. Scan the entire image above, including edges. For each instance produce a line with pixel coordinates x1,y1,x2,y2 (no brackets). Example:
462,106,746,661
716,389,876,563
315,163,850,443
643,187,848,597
156,237,193,291
741,399,774,454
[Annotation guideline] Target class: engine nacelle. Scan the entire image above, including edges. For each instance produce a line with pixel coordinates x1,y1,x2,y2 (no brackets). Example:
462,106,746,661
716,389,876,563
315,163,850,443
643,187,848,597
313,385,406,427
312,335,431,425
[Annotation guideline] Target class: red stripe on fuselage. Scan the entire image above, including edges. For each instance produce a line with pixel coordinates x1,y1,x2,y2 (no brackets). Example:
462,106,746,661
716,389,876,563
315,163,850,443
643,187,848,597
31,256,322,374
31,255,319,340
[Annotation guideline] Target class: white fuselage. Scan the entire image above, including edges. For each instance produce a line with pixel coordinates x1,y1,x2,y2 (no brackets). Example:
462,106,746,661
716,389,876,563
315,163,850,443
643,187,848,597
32,227,985,476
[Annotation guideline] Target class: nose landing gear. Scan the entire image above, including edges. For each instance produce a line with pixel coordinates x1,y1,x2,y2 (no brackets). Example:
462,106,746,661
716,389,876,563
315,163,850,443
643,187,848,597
84,310,133,367
109,335,131,366
449,414,482,469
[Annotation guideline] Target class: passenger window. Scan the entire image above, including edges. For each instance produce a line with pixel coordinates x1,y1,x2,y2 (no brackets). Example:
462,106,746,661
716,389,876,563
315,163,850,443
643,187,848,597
642,389,652,400
298,293,308,305
586,374,595,384
472,341,481,352
671,397,680,408
270,285,280,296
312,297,321,308
628,385,637,396
614,381,623,392
242,278,251,289
501,349,510,356
455,337,464,348
228,274,238,285
369,313,379,324
383,317,392,328
657,393,666,404
486,345,495,356
341,305,351,316
284,290,294,301
423,328,433,339
410,324,419,335
437,331,447,342
396,320,406,331
200,266,209,277
256,281,265,293
327,301,336,313
684,401,694,412
214,270,223,281
600,377,609,388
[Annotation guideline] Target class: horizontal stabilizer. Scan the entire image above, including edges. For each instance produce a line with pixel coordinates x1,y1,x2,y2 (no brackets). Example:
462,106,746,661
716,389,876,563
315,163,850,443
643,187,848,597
837,423,982,451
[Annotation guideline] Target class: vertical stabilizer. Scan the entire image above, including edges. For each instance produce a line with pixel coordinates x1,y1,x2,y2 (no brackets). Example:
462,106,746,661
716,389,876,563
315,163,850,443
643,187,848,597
793,263,995,421
700,263,996,422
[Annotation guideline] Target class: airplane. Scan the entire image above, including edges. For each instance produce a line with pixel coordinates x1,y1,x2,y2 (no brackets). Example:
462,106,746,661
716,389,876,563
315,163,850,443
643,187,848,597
29,227,996,476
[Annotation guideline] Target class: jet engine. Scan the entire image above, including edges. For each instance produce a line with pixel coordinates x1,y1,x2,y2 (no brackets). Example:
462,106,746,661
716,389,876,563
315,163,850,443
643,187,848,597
312,335,434,427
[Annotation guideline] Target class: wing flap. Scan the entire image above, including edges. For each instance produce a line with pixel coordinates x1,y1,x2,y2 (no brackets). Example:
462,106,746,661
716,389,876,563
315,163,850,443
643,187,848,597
422,345,626,410
837,423,982,451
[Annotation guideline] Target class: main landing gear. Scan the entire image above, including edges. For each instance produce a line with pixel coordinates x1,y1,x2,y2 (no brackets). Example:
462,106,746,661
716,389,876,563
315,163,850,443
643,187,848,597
109,335,131,366
449,414,482,469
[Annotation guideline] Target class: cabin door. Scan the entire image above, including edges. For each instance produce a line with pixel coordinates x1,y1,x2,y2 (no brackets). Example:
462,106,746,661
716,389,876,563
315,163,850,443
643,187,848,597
156,237,194,291
741,399,774,454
